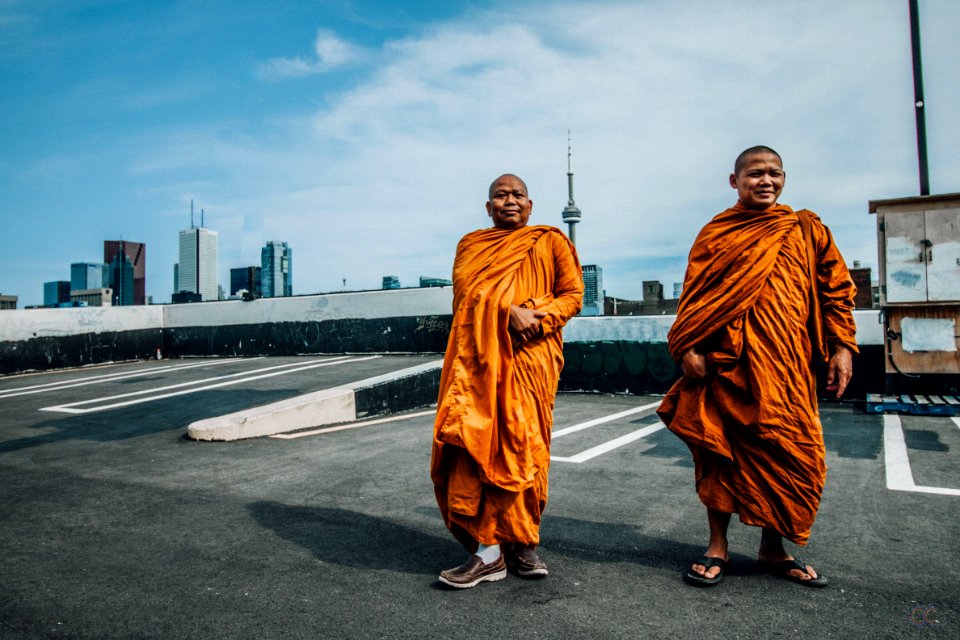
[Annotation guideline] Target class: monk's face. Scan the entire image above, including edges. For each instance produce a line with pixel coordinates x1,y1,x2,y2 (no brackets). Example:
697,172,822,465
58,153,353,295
729,152,785,210
486,175,533,230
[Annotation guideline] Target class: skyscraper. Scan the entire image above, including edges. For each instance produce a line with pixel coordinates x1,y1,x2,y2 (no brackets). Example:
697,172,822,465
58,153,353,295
107,251,135,306
178,206,219,301
43,281,71,306
230,266,262,297
103,240,146,305
581,265,604,316
71,262,107,292
261,241,292,298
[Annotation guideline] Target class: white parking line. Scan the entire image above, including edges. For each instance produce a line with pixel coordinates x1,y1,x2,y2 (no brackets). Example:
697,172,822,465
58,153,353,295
551,401,664,463
39,356,378,414
552,401,661,438
270,409,435,439
953,417,960,430
883,413,960,497
551,420,665,463
0,358,255,399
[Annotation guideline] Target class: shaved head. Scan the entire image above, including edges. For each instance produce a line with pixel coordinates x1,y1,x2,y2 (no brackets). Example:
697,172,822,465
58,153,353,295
734,146,782,175
488,174,528,200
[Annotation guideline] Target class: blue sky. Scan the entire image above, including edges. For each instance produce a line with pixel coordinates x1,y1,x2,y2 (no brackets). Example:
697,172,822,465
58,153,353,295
2,0,958,307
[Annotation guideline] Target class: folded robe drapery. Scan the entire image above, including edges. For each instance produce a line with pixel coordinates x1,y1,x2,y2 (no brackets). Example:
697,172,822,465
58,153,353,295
431,225,582,548
658,203,858,544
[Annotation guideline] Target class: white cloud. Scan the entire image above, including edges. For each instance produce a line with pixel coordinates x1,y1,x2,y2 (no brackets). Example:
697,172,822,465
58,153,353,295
106,1,960,302
259,29,362,79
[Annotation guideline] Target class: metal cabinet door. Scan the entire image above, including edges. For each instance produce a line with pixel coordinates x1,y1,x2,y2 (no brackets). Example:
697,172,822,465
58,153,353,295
883,210,927,303
925,207,960,302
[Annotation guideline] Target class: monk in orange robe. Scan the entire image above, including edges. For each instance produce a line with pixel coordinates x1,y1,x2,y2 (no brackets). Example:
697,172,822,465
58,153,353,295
431,174,583,589
657,146,858,588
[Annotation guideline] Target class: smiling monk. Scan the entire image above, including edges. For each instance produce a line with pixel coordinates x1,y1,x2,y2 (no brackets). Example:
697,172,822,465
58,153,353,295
431,174,583,589
658,147,858,588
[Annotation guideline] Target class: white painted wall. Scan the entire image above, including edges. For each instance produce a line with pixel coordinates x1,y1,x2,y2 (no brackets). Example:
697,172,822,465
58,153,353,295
0,305,164,343
161,287,454,328
0,288,883,347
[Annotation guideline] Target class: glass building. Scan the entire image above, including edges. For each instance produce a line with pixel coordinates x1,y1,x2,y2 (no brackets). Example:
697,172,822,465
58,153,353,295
103,241,146,305
107,252,135,306
261,241,292,298
71,262,107,292
230,266,262,297
580,264,604,316
43,281,71,307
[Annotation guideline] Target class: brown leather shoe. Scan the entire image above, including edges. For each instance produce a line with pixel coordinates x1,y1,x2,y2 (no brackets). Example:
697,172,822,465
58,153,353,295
505,544,548,578
438,554,507,589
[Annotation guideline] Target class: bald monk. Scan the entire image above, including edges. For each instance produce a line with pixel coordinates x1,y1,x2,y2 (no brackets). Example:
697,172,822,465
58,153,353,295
658,146,857,588
431,174,583,589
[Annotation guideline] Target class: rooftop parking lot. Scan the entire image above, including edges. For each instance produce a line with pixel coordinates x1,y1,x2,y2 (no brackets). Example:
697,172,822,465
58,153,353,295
1,357,957,638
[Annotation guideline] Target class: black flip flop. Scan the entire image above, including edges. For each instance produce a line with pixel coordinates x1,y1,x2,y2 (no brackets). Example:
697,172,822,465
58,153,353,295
760,557,828,588
684,556,726,587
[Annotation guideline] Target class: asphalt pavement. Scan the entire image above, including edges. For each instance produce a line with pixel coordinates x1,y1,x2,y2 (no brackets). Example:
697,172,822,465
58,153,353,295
0,356,956,639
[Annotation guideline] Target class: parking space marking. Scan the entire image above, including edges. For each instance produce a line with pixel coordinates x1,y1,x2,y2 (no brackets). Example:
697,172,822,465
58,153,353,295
39,356,378,414
0,358,255,400
551,419,665,464
883,413,960,497
552,401,661,438
550,401,664,464
270,409,436,439
953,417,960,431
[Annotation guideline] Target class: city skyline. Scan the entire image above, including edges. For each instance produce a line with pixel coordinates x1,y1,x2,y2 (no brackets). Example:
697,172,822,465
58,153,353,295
2,1,959,307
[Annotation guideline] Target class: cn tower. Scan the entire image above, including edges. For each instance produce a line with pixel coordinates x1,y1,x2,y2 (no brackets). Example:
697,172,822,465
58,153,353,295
561,131,582,245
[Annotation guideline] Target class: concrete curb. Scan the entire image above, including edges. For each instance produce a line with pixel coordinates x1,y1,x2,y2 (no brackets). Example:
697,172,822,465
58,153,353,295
187,359,443,441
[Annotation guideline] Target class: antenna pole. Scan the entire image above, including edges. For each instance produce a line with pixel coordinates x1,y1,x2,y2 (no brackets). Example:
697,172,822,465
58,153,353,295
909,0,930,195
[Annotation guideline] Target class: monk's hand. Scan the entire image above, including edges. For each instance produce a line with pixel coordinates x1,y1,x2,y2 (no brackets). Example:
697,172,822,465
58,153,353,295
680,348,708,380
509,304,546,344
825,345,853,399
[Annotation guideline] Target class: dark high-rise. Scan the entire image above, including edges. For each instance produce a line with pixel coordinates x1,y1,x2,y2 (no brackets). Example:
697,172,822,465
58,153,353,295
230,266,262,297
104,240,146,305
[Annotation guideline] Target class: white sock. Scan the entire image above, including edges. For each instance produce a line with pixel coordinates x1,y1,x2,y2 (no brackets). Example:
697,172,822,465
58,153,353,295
475,543,501,564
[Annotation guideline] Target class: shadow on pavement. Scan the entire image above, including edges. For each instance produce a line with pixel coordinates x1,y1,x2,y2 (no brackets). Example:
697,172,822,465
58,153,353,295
248,501,462,576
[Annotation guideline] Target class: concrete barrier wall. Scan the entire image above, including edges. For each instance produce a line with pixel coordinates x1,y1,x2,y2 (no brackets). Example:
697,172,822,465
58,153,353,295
0,306,164,374
0,290,884,397
161,288,454,357
560,311,884,396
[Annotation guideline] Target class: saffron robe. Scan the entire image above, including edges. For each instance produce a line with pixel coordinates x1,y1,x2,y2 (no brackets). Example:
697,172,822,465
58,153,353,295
657,203,858,544
431,225,583,549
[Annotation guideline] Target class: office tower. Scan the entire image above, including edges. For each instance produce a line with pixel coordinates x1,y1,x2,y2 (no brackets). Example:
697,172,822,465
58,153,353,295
178,207,219,302
382,275,400,290
103,241,146,305
561,131,582,246
261,241,292,298
44,281,71,306
580,265,604,316
673,282,683,300
71,262,107,292
230,266,262,297
107,251,135,306
0,294,17,310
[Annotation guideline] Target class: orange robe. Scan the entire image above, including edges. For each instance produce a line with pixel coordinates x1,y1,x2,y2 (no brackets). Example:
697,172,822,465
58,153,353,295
657,203,858,544
431,225,583,550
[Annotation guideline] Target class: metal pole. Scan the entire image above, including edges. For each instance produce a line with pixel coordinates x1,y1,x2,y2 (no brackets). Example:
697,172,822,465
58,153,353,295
909,0,930,195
